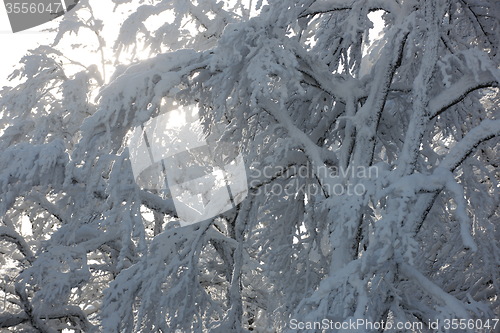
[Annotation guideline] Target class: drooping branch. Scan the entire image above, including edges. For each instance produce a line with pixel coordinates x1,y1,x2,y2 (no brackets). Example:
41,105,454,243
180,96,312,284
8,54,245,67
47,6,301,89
400,263,471,319
298,0,400,19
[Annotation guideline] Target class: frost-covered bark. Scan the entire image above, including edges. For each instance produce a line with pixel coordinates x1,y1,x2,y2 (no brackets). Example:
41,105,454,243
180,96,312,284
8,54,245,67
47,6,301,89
0,0,499,332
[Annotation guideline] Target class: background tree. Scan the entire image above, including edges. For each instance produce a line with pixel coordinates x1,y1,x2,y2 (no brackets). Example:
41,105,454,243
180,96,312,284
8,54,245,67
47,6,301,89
0,0,499,332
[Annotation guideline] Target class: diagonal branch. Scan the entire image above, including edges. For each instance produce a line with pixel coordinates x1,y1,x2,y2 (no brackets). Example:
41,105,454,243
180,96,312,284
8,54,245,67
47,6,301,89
0,226,34,262
258,99,337,197
400,263,471,319
439,118,500,171
429,73,498,120
410,118,500,234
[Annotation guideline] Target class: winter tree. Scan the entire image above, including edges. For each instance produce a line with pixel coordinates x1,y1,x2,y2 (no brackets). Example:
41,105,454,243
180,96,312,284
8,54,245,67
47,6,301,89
0,0,499,332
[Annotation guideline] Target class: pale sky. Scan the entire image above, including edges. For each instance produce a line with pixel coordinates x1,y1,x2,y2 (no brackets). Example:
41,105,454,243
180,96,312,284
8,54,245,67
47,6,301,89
0,6,57,86
0,1,120,87
0,3,384,87
0,1,153,88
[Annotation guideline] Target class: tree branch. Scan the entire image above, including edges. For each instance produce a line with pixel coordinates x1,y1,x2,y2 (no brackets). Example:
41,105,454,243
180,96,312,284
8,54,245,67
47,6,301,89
429,74,498,120
0,226,34,262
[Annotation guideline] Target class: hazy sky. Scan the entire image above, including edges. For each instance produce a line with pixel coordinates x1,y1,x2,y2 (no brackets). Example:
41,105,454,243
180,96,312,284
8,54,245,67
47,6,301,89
0,1,133,87
0,6,55,86
0,3,384,87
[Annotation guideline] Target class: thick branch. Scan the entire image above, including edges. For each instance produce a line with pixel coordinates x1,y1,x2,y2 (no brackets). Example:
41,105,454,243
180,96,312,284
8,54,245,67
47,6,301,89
139,189,176,216
0,312,28,328
0,307,95,332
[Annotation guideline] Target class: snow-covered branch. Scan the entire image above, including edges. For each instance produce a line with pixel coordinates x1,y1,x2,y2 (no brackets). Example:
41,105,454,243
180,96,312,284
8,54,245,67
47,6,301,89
0,226,33,261
429,73,498,119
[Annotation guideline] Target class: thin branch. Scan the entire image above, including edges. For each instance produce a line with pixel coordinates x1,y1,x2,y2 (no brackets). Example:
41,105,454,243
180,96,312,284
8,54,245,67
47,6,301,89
429,74,498,120
0,226,34,262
